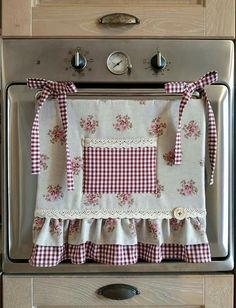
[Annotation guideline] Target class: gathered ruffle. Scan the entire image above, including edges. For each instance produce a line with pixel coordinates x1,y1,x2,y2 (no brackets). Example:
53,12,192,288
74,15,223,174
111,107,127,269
33,216,208,247
30,216,211,266
30,242,211,267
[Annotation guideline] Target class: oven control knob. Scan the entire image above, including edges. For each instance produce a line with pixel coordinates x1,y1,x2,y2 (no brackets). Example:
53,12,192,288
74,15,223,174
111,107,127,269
71,50,87,71
151,50,166,70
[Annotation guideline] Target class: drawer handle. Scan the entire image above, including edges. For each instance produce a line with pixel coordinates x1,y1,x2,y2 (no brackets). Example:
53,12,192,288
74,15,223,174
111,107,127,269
97,283,140,300
98,13,140,25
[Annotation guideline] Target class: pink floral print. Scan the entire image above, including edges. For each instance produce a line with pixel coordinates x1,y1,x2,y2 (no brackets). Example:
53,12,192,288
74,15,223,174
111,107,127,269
48,125,66,145
116,193,134,207
170,218,185,231
71,156,83,175
183,120,201,140
155,180,164,198
80,115,98,134
49,219,63,236
148,221,160,239
178,180,198,196
40,154,49,171
128,221,136,235
192,218,205,234
84,193,102,206
33,217,45,232
163,148,175,166
69,220,81,235
148,117,167,136
113,114,132,131
105,218,117,232
44,185,64,202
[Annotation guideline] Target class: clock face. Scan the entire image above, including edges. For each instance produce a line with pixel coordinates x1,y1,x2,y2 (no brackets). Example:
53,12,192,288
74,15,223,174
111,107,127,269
107,51,130,75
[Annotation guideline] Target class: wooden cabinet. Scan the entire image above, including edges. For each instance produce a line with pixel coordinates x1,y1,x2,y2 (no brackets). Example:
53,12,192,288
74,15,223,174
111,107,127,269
2,0,235,38
2,274,234,307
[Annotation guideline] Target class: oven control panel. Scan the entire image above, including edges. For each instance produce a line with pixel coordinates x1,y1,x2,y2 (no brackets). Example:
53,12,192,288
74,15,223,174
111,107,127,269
3,39,233,83
69,47,168,77
70,48,167,76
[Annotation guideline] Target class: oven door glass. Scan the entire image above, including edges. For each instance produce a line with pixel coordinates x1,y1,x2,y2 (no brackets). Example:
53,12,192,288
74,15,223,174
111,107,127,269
4,84,231,271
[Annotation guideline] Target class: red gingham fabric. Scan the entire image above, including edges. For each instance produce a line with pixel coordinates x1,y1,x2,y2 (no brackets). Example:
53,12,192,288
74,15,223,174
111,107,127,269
29,242,211,267
165,71,218,185
83,146,157,193
27,78,77,191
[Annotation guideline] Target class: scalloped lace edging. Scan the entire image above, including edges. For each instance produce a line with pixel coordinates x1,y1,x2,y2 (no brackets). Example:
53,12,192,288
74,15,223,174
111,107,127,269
82,137,157,148
35,208,207,219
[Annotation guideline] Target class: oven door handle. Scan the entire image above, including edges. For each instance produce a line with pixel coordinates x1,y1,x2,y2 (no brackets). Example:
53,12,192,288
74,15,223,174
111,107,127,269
35,88,201,100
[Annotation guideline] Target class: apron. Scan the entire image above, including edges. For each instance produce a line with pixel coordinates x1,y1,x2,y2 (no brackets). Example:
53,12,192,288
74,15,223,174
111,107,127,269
27,72,217,267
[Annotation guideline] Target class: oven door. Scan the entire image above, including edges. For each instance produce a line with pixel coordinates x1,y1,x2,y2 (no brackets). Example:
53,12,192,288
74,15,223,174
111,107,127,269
3,83,233,273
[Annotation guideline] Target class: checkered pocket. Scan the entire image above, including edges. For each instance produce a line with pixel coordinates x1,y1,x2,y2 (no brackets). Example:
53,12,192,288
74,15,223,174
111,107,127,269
83,138,157,194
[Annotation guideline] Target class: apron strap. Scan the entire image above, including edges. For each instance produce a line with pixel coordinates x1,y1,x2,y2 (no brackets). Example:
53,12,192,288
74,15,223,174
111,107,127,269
165,71,218,185
27,78,77,191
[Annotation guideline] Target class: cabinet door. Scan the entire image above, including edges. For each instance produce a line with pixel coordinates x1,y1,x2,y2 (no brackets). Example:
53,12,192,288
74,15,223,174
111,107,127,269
2,0,235,38
2,275,234,308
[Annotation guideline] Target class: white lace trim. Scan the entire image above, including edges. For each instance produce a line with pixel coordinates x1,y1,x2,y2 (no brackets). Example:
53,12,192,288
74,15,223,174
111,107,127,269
35,208,206,219
82,137,157,148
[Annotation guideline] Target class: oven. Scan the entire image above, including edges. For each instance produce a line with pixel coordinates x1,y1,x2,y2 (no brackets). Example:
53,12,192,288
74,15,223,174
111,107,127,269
2,38,234,273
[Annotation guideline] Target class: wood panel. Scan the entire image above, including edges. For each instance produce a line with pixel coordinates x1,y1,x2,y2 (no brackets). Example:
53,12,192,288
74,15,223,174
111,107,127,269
2,0,32,36
32,5,204,37
2,275,234,307
3,277,33,308
33,276,204,306
205,0,235,37
204,276,234,308
2,0,235,37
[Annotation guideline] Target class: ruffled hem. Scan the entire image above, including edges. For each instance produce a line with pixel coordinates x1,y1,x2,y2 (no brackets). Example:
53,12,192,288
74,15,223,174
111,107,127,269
29,242,211,267
33,216,208,246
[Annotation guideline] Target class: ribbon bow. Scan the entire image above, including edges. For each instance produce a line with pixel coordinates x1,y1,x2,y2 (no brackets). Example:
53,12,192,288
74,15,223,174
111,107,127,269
165,71,218,185
27,78,77,191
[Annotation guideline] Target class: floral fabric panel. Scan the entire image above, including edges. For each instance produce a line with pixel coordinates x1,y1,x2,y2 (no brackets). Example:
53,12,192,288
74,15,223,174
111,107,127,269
83,138,157,194
35,98,206,218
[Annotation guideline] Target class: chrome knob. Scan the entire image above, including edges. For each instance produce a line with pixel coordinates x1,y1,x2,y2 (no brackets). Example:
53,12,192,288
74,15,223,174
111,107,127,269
151,50,166,70
71,49,87,71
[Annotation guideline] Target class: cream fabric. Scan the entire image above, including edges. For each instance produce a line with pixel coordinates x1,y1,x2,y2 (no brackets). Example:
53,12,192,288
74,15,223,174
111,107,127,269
36,98,206,218
33,217,208,246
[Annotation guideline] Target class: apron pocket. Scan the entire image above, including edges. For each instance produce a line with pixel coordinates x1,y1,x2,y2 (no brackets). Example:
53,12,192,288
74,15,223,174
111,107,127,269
83,138,157,194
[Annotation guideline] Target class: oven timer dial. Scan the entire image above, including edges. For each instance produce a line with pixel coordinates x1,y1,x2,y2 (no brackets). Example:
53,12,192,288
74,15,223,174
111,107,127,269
151,50,167,71
71,49,87,71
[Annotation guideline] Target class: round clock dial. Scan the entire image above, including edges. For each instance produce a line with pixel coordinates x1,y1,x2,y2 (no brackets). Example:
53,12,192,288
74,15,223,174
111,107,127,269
107,51,131,75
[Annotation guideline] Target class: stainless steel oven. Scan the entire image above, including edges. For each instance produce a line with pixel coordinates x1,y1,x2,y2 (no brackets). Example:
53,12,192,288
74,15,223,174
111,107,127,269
2,39,234,273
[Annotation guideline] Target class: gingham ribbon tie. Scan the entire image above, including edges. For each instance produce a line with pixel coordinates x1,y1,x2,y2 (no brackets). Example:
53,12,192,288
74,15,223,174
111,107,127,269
165,71,218,185
27,78,77,191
